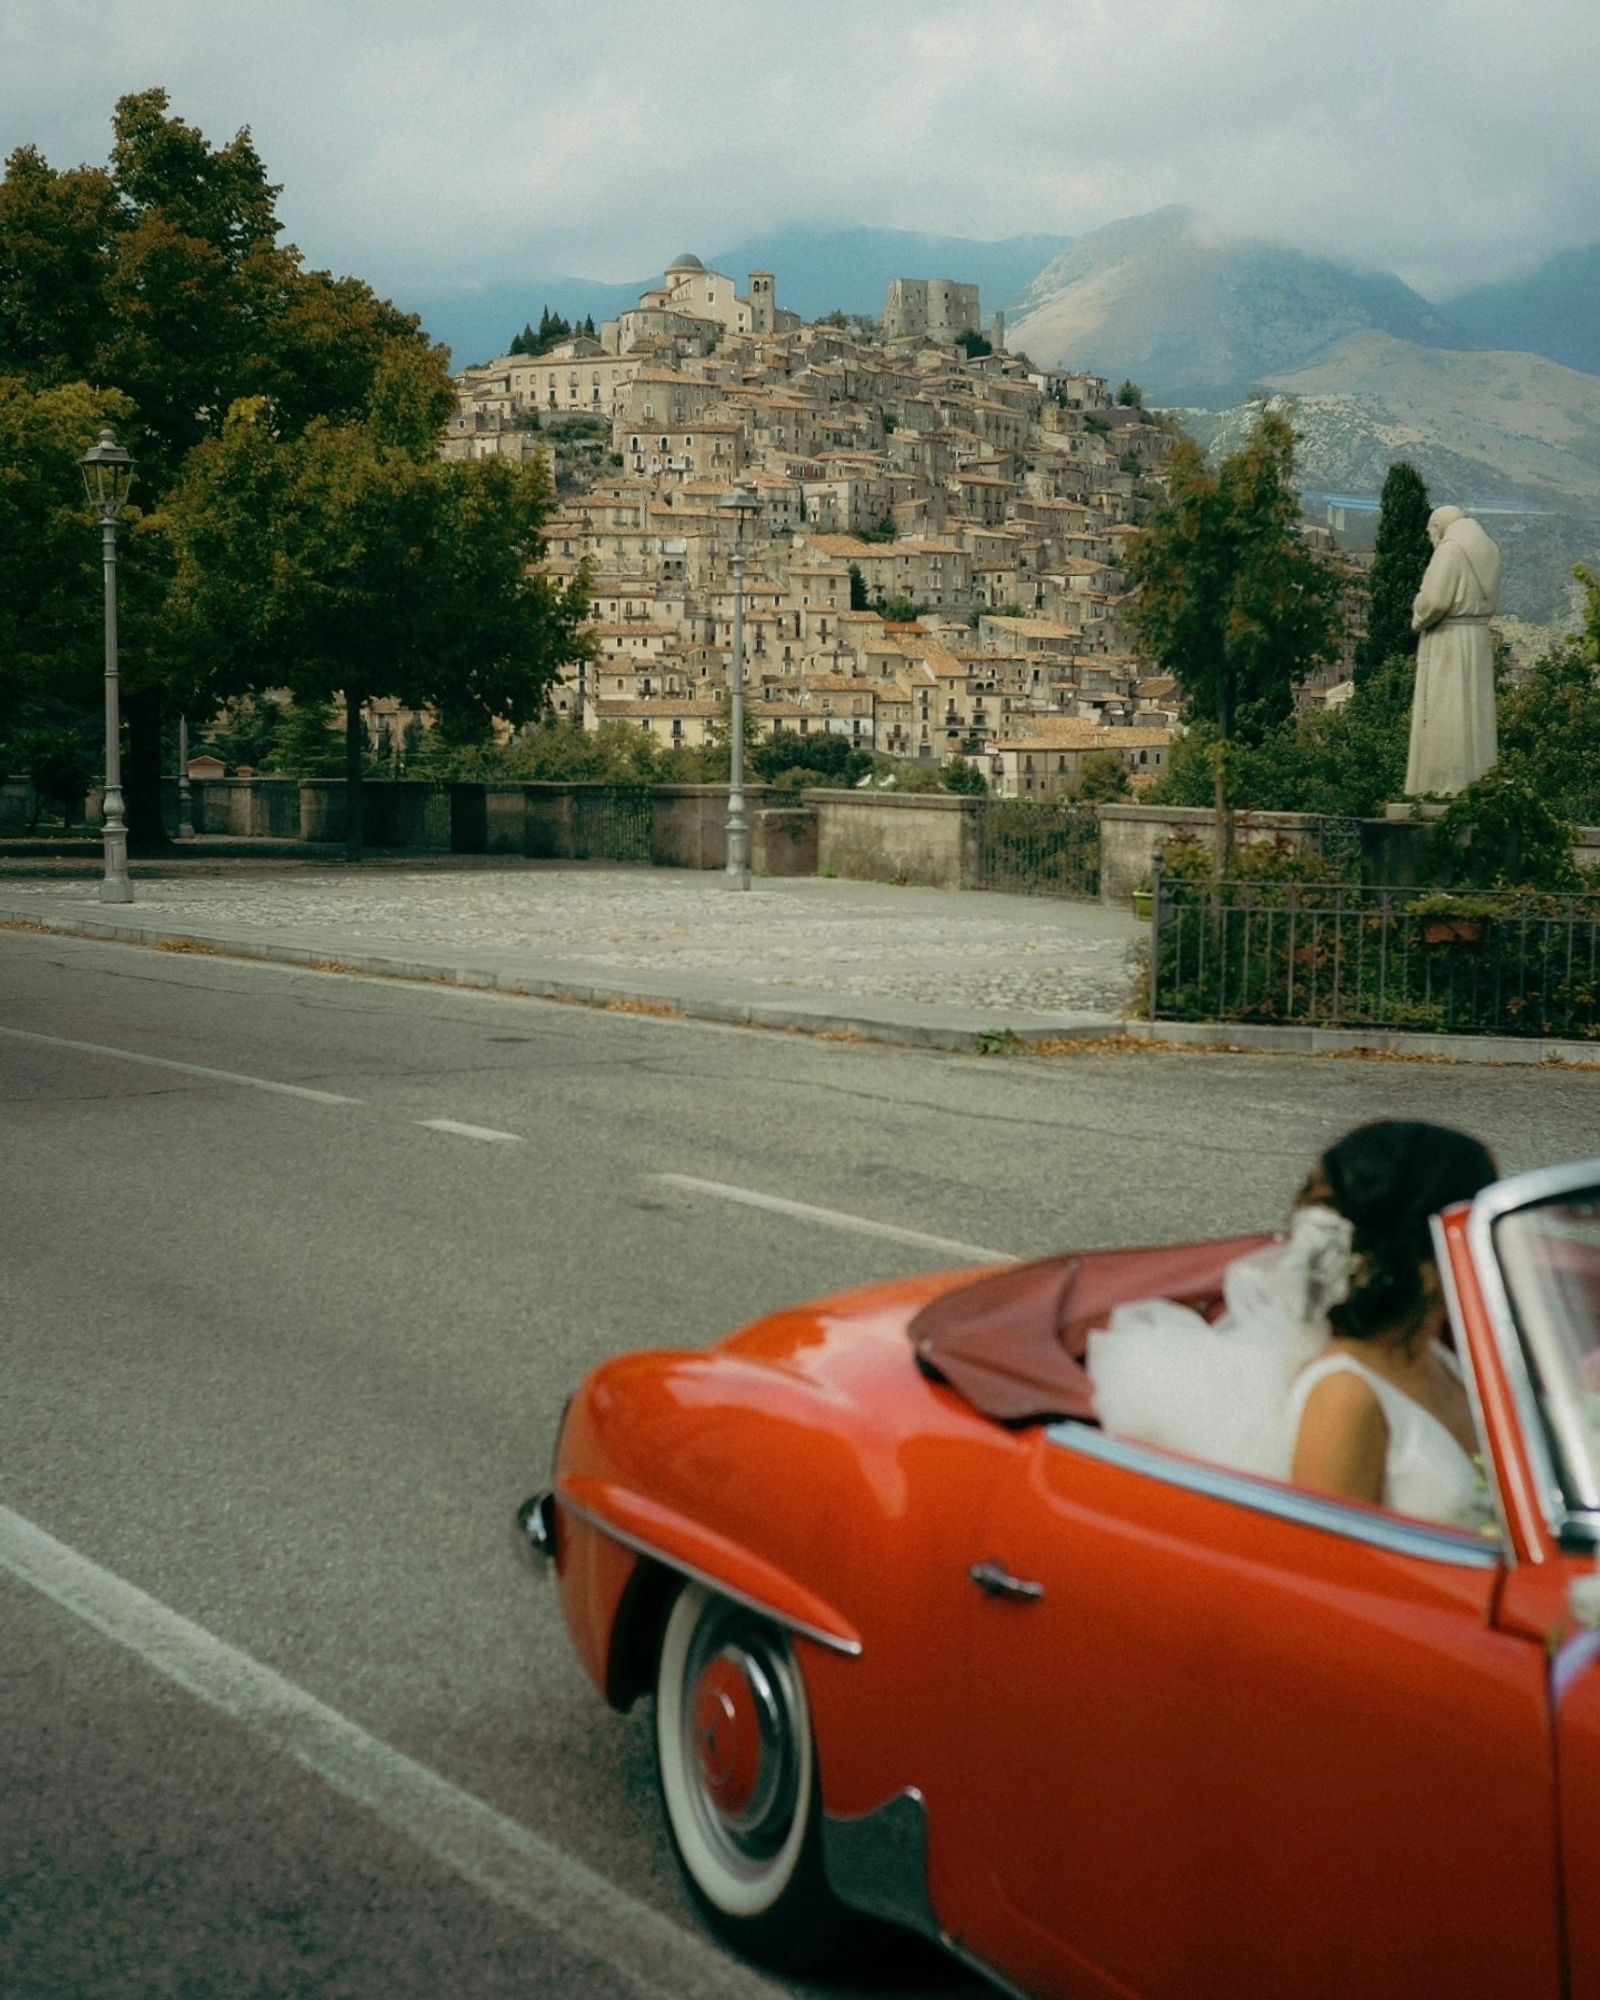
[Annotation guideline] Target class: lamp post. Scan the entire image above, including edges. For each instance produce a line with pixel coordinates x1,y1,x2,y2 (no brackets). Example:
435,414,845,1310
80,428,136,903
718,482,761,889
177,714,194,839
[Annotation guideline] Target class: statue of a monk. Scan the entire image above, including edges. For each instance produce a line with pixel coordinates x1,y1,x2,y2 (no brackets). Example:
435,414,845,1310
1404,505,1501,796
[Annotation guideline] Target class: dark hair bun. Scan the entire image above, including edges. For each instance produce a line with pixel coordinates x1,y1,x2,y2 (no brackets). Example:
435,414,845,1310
1319,1121,1497,1343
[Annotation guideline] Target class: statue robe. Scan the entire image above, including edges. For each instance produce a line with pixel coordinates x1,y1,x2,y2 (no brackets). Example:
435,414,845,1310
1404,517,1501,796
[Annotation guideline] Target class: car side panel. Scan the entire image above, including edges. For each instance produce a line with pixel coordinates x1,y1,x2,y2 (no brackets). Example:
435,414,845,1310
1554,1633,1600,2000
945,1432,1560,2000
550,1273,1023,1828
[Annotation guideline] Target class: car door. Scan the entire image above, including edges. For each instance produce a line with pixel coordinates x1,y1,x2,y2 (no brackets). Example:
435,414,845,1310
949,1429,1559,2000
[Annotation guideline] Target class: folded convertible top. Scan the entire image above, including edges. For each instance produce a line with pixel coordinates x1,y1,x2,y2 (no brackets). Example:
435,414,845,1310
910,1232,1272,1425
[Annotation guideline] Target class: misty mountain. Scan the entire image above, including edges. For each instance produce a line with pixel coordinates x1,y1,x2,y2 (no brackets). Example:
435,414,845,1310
1445,242,1600,377
400,226,1071,368
702,225,1071,322
1007,207,1457,407
1184,333,1600,621
399,275,655,369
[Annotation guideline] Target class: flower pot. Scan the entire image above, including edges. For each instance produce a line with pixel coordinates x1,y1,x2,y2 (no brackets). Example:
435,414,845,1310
1422,918,1483,946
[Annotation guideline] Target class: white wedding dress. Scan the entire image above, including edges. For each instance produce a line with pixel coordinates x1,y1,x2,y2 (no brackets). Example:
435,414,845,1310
1087,1207,1486,1529
1283,1351,1484,1528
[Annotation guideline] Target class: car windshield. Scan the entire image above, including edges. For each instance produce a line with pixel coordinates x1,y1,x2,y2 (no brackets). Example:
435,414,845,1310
1494,1184,1600,1510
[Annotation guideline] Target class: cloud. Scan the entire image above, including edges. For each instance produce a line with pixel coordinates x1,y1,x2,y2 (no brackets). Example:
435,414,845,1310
0,0,1595,301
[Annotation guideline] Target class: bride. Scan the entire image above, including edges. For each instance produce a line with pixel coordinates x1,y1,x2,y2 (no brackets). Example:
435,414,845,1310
1087,1121,1499,1528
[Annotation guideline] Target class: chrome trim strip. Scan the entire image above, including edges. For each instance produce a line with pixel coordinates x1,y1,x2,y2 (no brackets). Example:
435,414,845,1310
1553,1628,1600,1708
821,1791,1032,2000
513,1491,556,1574
822,1788,939,1940
556,1492,863,1658
1430,1213,1512,1563
1048,1424,1500,1570
936,1936,1033,2000
1466,1160,1600,1549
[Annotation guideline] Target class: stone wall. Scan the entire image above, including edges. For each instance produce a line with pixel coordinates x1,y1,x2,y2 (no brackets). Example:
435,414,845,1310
807,789,978,889
752,807,818,877
1097,804,1327,903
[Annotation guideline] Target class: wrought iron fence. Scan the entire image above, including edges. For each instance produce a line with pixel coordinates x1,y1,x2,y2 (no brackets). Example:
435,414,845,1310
572,784,655,863
414,784,448,850
975,800,1100,900
1149,866,1600,1038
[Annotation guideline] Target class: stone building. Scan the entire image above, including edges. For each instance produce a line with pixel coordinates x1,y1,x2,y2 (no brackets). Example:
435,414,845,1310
882,278,982,345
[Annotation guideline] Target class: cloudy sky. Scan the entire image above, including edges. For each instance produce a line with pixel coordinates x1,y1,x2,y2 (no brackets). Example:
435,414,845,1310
2,0,1594,305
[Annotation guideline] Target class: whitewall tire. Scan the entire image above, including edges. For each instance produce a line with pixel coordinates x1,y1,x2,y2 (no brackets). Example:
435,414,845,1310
653,1581,848,1969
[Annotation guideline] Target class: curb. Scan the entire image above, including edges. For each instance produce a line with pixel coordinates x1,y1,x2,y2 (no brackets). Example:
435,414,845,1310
0,906,1108,1056
1119,1019,1600,1068
6,905,1595,1068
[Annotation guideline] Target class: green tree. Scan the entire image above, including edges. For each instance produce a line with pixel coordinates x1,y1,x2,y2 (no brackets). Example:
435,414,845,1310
1497,643,1600,826
958,330,992,359
0,90,452,844
0,377,133,748
167,392,590,854
200,693,285,771
1129,412,1340,861
1150,654,1415,819
942,754,988,794
1116,380,1145,407
750,729,870,786
1355,462,1432,683
265,697,344,776
1075,751,1132,801
505,718,662,784
700,689,761,781
848,563,869,612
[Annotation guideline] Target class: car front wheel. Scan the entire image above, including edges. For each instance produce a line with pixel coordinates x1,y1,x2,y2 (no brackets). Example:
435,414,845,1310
653,1581,849,1971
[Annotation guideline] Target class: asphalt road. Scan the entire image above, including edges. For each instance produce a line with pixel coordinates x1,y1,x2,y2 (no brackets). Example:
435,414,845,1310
4,930,1598,1999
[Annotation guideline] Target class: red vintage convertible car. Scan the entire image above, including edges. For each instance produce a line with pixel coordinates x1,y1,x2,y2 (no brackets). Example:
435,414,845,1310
517,1161,1600,2000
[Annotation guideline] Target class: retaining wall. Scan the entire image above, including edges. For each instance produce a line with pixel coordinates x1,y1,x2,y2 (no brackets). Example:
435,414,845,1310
806,789,978,889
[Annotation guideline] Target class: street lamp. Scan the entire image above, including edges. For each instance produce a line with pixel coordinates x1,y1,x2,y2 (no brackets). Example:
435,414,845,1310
177,714,194,840
718,481,762,889
80,428,136,903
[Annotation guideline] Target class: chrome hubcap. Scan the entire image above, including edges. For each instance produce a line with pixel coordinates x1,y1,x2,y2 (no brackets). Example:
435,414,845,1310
682,1615,799,1864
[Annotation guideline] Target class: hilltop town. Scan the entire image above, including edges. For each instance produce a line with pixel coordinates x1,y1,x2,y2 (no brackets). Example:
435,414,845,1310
446,253,1275,799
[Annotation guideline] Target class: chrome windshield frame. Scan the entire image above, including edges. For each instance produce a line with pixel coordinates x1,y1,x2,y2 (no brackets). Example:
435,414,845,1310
1466,1158,1600,1548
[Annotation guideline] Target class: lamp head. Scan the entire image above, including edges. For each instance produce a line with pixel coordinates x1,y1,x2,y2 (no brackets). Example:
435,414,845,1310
81,428,136,519
718,481,761,531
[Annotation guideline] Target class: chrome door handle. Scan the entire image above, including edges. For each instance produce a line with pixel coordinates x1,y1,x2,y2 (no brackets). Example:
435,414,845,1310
969,1560,1045,1603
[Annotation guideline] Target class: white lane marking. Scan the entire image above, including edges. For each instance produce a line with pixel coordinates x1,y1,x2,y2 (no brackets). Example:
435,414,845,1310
418,1119,524,1144
0,1506,782,2000
0,1024,363,1105
652,1173,1015,1265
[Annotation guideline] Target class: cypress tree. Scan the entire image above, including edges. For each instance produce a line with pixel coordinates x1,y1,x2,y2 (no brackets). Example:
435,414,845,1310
1356,461,1433,682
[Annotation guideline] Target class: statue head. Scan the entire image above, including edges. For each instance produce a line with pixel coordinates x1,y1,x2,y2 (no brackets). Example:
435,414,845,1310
1427,504,1465,547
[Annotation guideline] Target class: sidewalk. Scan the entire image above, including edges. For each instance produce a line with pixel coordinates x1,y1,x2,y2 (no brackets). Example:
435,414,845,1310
0,854,1142,1051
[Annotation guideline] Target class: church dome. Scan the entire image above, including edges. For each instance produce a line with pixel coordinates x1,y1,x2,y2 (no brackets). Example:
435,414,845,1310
666,253,706,273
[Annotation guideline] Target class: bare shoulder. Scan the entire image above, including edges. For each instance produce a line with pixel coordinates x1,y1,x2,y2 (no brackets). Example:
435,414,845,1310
1301,1365,1388,1432
1293,1364,1390,1503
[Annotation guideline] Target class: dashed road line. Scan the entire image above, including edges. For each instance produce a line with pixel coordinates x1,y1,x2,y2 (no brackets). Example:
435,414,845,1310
651,1172,1015,1264
0,1506,783,2000
417,1118,524,1144
0,1024,364,1105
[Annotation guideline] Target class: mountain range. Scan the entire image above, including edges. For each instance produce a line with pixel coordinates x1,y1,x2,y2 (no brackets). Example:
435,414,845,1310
1007,205,1599,404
